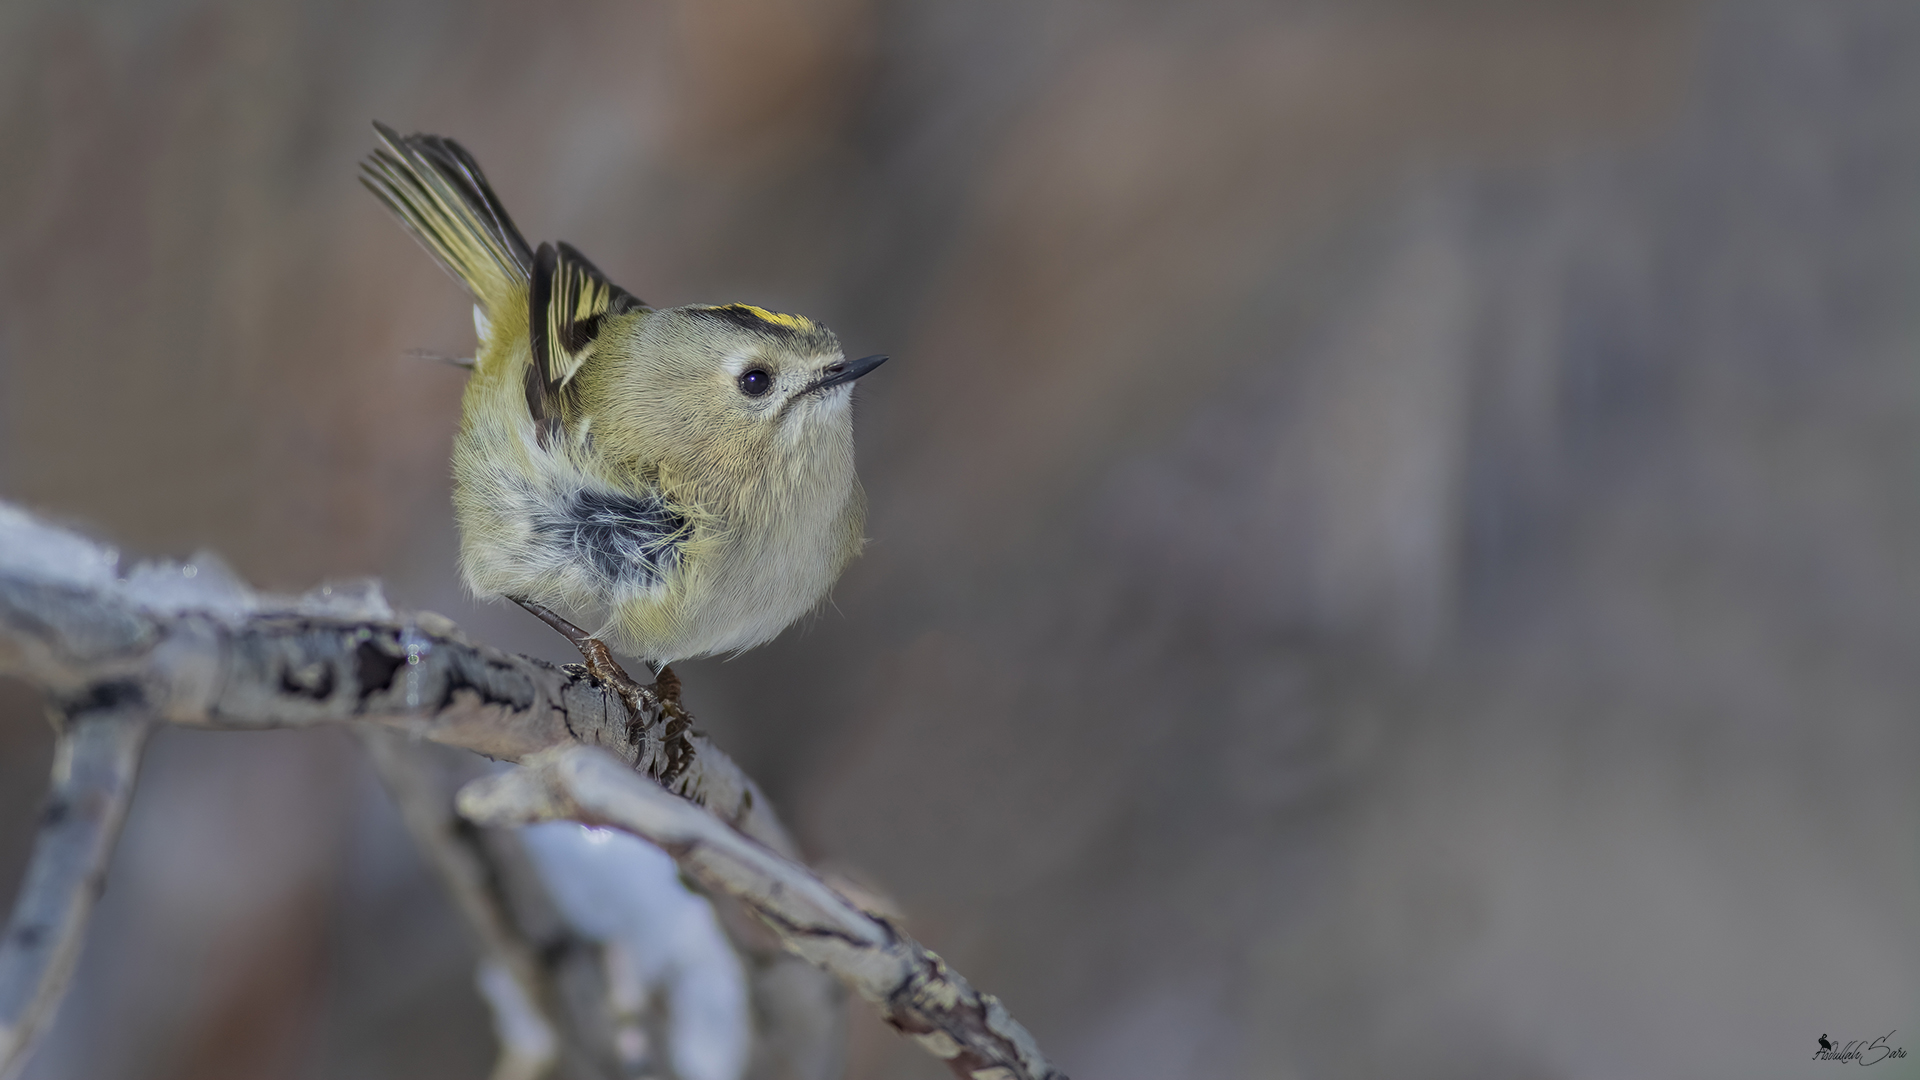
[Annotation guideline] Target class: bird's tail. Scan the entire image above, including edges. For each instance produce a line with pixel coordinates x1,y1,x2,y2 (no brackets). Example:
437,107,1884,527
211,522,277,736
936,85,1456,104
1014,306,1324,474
361,122,533,304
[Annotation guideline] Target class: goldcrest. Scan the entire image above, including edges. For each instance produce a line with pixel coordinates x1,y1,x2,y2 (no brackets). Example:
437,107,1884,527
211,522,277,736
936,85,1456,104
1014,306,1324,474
362,123,884,666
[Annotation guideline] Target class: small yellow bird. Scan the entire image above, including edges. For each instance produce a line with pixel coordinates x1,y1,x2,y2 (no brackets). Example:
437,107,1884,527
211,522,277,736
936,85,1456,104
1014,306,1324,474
362,123,884,715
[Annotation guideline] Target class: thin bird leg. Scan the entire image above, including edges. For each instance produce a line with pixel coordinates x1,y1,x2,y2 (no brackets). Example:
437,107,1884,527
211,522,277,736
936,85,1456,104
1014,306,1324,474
511,597,652,719
509,598,699,785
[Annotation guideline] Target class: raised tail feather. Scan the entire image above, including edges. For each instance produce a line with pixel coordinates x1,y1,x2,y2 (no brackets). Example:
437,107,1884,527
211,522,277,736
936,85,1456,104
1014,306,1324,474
361,122,533,302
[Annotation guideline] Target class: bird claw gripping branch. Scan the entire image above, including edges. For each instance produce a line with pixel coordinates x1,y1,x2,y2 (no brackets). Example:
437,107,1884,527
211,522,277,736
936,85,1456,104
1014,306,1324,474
517,599,698,786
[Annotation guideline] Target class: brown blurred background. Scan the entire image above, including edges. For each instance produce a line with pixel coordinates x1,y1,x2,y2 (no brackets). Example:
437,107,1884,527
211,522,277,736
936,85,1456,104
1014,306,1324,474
3,0,1918,1077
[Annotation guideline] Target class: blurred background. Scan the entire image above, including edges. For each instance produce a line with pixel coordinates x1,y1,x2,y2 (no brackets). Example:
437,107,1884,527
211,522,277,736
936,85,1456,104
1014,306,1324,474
2,0,1917,1077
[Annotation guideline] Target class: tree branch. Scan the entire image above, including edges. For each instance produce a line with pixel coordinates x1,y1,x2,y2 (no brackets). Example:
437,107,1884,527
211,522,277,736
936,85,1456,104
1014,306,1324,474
357,729,570,1080
0,503,1062,1080
0,703,153,1080
0,553,791,856
460,746,1066,1080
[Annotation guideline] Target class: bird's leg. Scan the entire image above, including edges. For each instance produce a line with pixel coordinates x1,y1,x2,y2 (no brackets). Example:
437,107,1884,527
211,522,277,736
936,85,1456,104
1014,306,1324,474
512,598,653,729
510,599,698,783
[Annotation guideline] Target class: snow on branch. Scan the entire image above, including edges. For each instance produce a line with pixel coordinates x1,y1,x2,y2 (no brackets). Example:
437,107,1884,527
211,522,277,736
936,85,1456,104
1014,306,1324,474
0,502,1066,1080
0,502,789,852
462,746,1067,1080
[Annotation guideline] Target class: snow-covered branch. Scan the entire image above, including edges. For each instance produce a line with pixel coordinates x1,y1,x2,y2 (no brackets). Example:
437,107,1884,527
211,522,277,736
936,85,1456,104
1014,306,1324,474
0,502,789,852
461,746,1066,1080
0,503,1063,1080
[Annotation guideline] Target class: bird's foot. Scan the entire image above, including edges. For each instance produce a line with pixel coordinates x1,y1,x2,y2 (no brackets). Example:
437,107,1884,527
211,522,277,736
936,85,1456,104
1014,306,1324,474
570,639,698,786
513,599,698,786
651,665,698,787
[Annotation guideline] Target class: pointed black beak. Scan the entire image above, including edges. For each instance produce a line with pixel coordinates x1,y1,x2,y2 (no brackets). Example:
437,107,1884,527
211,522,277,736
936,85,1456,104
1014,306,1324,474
803,353,888,395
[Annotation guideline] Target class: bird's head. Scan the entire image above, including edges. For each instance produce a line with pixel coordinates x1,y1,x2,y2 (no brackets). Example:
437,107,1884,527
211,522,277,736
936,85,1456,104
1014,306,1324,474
585,304,886,506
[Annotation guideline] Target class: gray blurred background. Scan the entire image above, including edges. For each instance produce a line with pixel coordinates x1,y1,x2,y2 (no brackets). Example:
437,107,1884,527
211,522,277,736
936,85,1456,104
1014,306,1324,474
2,0,1917,1077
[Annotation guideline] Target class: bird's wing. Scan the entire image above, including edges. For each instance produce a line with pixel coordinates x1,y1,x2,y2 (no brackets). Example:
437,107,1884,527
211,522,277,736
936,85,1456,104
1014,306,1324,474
361,123,534,303
528,241,649,439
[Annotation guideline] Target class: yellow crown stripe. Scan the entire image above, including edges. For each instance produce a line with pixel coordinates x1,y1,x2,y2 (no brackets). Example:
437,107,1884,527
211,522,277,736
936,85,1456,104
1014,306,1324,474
727,304,815,333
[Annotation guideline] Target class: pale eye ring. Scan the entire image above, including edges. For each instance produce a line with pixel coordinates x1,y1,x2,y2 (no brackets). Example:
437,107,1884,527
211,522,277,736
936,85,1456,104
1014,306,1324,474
738,368,774,398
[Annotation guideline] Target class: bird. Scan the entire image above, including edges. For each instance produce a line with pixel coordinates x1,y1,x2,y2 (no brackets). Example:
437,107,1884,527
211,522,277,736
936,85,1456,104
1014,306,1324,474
360,123,885,767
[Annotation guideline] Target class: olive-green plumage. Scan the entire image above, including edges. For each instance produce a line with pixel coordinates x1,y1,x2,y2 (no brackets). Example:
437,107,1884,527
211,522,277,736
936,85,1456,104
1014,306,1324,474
362,123,881,665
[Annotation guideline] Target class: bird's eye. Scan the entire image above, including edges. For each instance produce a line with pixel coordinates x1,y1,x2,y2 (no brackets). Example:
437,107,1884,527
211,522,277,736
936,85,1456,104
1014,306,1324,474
737,368,773,398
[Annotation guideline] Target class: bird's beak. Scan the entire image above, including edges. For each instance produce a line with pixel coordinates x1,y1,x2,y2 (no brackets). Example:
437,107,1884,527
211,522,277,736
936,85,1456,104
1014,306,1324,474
802,353,888,395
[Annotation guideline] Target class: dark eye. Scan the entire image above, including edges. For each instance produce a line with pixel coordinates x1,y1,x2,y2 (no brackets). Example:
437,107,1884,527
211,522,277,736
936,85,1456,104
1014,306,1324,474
737,368,773,398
